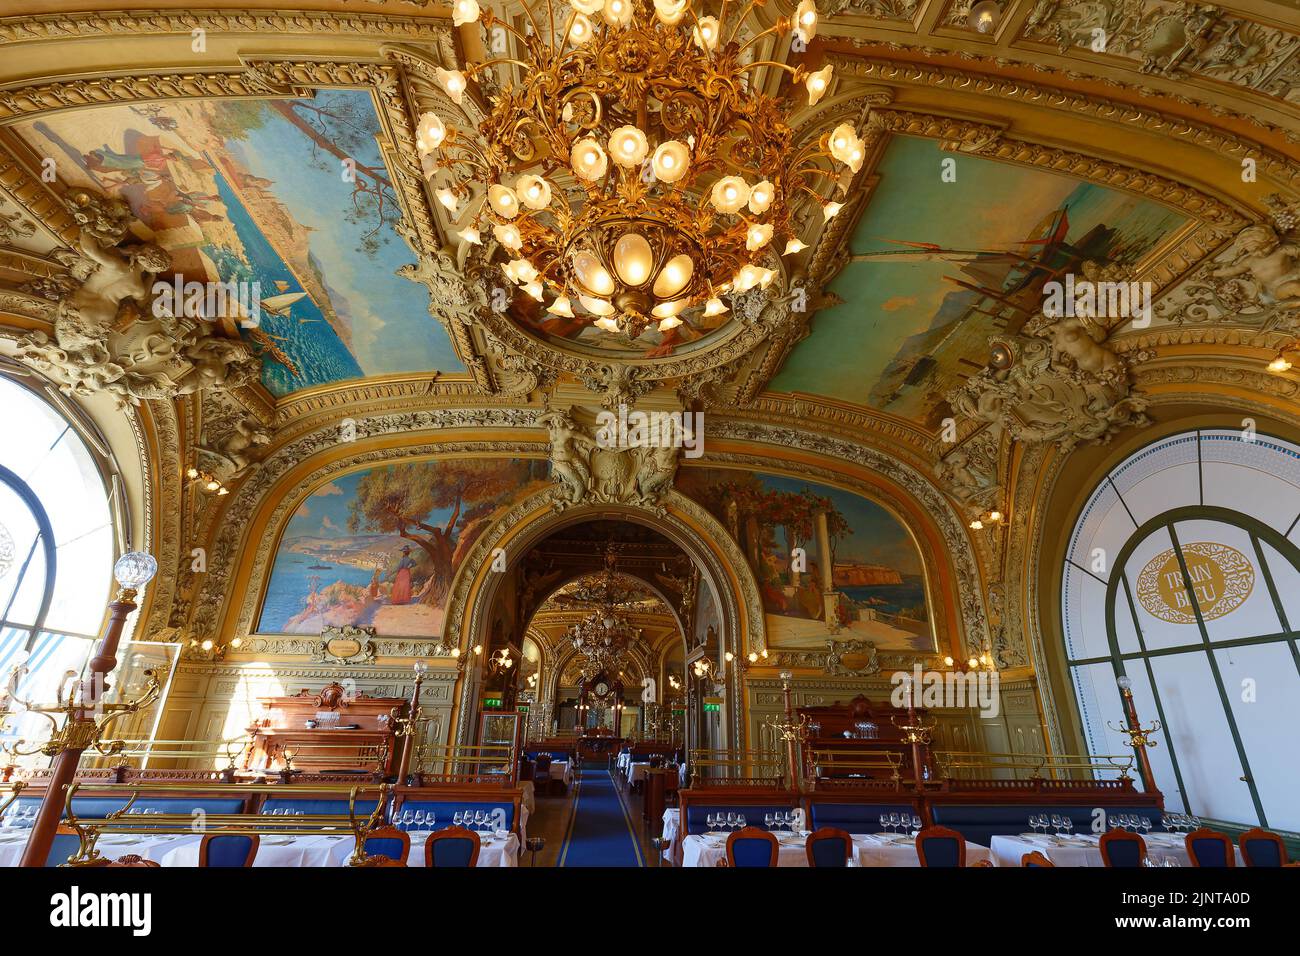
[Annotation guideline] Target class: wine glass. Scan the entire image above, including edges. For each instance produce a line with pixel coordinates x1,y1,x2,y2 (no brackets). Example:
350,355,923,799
706,813,716,832
474,810,486,833
452,811,463,827
911,815,922,836
412,810,424,831
764,813,774,831
879,814,889,835
1063,817,1075,839
427,812,436,832
1139,816,1151,838
726,812,737,832
737,814,747,831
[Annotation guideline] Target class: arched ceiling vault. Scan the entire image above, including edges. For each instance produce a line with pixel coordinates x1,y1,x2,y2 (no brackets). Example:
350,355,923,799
0,1,1296,695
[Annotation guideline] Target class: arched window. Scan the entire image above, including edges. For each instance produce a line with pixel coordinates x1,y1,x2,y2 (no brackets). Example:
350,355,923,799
0,373,119,726
1062,429,1300,831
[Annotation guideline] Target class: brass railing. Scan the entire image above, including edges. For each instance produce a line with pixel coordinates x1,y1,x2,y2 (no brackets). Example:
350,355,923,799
687,749,785,788
94,737,251,770
806,747,904,783
415,743,517,784
56,780,392,867
931,751,1135,781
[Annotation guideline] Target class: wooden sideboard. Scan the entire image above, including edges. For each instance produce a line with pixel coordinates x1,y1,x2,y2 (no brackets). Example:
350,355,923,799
245,683,406,778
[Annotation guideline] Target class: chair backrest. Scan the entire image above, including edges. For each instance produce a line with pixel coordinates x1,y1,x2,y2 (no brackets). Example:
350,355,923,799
726,827,780,868
46,826,84,867
199,833,259,867
1099,830,1147,868
363,826,411,864
915,825,966,868
1186,828,1235,868
1021,850,1055,868
425,825,481,867
1238,828,1287,867
805,827,853,867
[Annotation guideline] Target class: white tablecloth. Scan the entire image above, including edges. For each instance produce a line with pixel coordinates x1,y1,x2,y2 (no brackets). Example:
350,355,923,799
156,830,518,867
520,781,535,816
989,832,1242,867
0,831,204,867
547,761,575,786
680,832,993,868
616,752,631,772
661,808,678,861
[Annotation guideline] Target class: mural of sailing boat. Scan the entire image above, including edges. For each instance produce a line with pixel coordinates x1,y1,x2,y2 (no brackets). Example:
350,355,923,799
261,280,309,320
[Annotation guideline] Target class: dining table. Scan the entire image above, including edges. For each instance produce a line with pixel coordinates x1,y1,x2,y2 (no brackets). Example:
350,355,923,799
988,831,1243,867
679,831,994,868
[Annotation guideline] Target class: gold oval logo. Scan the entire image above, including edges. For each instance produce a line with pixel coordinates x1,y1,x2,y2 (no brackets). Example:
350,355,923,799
1136,542,1254,624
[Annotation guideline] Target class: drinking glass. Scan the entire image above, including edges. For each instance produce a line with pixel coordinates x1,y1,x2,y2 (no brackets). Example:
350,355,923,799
427,812,436,831
706,813,716,832
726,812,737,832
400,810,413,830
412,810,425,830
911,815,922,836
453,811,463,827
879,814,889,834
737,814,746,830
1139,817,1151,837
765,813,774,830
1063,817,1075,839
474,810,486,832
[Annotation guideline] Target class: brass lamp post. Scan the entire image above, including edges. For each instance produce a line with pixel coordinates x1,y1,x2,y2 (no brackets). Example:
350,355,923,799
19,552,159,867
393,660,428,785
1109,675,1161,793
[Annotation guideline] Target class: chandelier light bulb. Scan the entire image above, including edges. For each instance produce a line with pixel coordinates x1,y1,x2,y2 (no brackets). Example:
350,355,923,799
794,0,820,44
968,0,1001,33
506,258,538,284
459,226,482,245
651,141,691,183
748,180,775,214
436,68,468,105
594,316,621,332
783,238,808,255
522,279,545,301
654,0,688,26
571,0,604,14
516,174,552,210
710,176,750,215
693,16,720,51
613,233,655,286
652,298,688,318
609,125,650,168
746,223,774,251
1268,354,1292,372
732,264,762,292
452,0,480,25
703,297,728,317
571,138,608,180
657,315,684,331
415,112,446,153
823,201,843,221
547,296,575,317
805,64,833,106
493,222,523,251
435,187,459,212
569,13,595,44
602,0,634,28
579,294,616,316
574,251,617,296
488,184,520,219
652,254,694,298
758,267,777,289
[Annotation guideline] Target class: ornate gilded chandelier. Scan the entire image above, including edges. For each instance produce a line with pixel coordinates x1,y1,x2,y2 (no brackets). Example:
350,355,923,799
417,0,862,340
566,543,642,677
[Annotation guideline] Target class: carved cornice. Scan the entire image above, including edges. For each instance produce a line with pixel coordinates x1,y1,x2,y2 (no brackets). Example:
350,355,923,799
0,9,448,44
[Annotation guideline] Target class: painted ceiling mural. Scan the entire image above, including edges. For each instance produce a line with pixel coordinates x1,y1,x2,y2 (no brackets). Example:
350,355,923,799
678,467,935,652
257,458,549,637
768,136,1192,428
13,91,465,396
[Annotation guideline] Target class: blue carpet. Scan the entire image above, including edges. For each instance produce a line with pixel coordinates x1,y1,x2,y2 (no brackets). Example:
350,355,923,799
559,768,644,867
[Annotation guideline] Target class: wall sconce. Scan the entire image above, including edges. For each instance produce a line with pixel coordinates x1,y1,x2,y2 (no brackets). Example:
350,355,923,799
968,508,1004,531
186,466,229,496
942,645,995,672
1266,345,1299,373
186,634,243,662
452,643,484,672
724,648,769,672
488,647,515,675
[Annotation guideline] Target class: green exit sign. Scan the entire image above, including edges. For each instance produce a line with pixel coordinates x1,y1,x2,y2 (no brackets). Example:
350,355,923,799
703,702,721,713
671,709,685,716
482,696,503,708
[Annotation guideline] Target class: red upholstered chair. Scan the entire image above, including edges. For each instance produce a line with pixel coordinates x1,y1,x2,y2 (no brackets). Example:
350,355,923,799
1186,828,1235,868
725,827,780,868
1021,850,1055,868
199,833,259,867
1238,828,1288,867
805,827,853,868
361,825,411,865
1099,830,1147,868
915,825,966,868
424,826,481,867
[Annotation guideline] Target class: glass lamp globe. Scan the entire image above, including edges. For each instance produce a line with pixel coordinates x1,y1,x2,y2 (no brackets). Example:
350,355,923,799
113,552,158,590
1116,675,1133,691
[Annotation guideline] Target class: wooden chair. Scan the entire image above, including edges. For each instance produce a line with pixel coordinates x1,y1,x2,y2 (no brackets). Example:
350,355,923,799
1238,828,1288,867
805,827,853,867
198,833,259,867
361,825,410,865
970,859,994,867
915,825,966,868
1021,850,1055,867
1186,828,1235,867
1099,830,1147,867
424,826,481,867
725,827,780,868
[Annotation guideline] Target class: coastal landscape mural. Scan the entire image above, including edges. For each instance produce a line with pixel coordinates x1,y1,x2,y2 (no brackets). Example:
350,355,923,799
769,135,1191,428
14,92,464,396
680,469,933,652
258,459,548,636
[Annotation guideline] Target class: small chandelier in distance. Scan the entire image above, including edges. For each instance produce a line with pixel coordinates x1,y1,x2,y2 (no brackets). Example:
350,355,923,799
419,0,863,341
